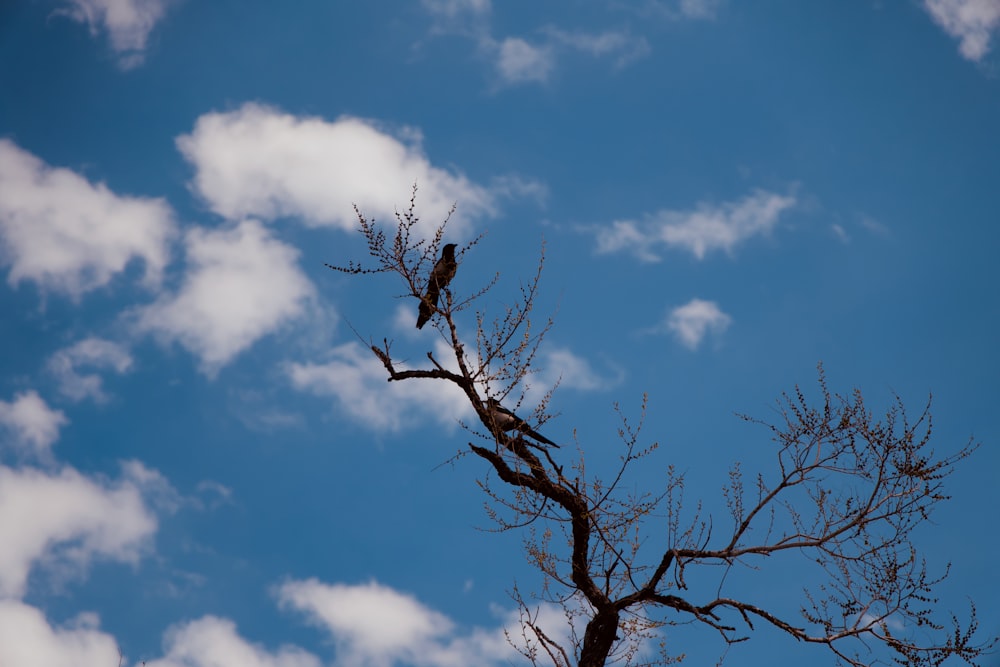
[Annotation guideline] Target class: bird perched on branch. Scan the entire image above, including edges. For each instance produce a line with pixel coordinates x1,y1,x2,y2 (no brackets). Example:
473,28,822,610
416,243,457,329
485,398,560,448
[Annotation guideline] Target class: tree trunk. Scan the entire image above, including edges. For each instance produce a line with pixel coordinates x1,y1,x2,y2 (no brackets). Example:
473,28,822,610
579,608,619,667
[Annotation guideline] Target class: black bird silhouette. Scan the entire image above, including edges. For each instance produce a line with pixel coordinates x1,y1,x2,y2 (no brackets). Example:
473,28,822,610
485,398,560,448
416,243,457,329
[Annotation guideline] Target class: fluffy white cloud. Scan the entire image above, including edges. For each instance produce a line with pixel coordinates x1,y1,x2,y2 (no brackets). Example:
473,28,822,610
0,391,68,459
594,189,796,261
0,140,175,299
134,219,314,375
47,338,133,403
176,103,496,234
0,462,159,598
56,0,176,68
144,616,320,667
277,579,513,667
923,0,1000,61
287,341,471,433
0,600,120,667
662,298,732,350
278,580,451,662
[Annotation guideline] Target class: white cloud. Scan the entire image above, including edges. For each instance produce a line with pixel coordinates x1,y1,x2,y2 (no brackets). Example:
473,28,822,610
518,346,624,410
662,298,732,350
537,347,609,392
485,29,648,85
0,140,175,299
276,578,513,667
176,103,496,234
134,219,314,375
278,579,451,663
495,37,555,83
923,0,1000,61
421,2,650,86
0,391,68,460
55,0,177,69
144,616,321,667
47,338,133,403
0,462,159,598
286,341,471,433
0,600,120,667
594,189,796,261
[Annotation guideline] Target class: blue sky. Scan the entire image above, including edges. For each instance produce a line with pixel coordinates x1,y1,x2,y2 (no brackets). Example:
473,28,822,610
0,0,998,665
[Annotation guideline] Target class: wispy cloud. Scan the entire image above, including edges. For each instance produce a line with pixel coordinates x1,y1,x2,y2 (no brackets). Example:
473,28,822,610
0,140,175,300
544,28,652,68
922,0,1000,61
422,0,492,35
421,2,650,86
493,37,555,83
677,0,722,19
593,189,797,261
831,223,850,243
423,0,491,17
486,29,650,85
859,214,891,237
620,0,722,21
829,213,890,245
53,0,179,69
133,219,315,375
286,341,472,433
645,298,732,350
177,103,499,235
47,338,133,403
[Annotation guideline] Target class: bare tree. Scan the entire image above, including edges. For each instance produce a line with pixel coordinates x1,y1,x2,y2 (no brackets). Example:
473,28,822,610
327,190,995,667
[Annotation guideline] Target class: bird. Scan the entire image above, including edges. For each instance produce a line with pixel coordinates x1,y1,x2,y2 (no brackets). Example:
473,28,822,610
485,398,560,448
416,243,458,329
